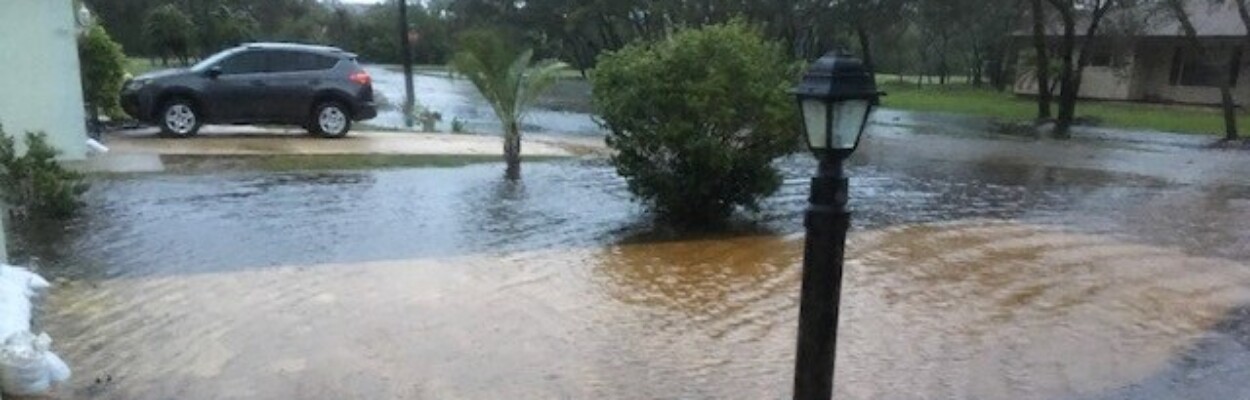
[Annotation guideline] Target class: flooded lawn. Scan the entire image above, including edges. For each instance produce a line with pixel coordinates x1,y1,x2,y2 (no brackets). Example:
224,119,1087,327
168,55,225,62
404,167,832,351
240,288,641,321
14,125,1250,399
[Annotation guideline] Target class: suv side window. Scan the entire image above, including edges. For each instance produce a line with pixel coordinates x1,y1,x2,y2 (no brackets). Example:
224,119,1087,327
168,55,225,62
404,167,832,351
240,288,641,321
217,51,269,75
270,51,340,73
306,54,340,70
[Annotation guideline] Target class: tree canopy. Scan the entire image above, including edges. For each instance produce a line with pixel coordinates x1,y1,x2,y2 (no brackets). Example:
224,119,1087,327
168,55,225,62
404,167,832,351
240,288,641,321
82,0,1048,86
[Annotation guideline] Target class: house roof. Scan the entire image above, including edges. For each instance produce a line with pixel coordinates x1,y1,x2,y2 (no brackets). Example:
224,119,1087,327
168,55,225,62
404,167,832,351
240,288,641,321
1016,1,1247,38
1144,1,1246,37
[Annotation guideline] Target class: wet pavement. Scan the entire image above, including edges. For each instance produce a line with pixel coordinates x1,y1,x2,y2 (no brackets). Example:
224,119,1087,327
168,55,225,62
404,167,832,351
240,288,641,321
11,116,1250,398
99,129,577,157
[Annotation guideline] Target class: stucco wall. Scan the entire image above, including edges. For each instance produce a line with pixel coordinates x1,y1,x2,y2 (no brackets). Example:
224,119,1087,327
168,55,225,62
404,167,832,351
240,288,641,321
0,0,88,160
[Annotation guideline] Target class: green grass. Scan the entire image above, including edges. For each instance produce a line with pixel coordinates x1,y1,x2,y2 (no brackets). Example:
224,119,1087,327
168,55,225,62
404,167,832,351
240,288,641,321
877,80,1237,135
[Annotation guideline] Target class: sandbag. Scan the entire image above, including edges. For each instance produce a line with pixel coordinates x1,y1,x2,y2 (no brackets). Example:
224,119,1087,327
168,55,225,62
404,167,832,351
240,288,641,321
0,265,68,397
0,332,71,396
0,265,50,292
0,265,49,346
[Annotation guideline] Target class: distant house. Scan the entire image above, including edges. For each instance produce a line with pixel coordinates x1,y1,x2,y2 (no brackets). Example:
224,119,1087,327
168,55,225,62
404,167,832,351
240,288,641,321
0,0,89,161
1014,1,1249,105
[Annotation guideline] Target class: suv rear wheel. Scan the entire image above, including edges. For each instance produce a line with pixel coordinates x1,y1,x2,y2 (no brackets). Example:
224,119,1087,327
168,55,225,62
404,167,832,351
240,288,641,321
309,101,352,138
159,99,202,138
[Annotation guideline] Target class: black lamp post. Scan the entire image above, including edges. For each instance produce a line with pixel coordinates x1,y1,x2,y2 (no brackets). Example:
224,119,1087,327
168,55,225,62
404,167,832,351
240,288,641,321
790,51,881,400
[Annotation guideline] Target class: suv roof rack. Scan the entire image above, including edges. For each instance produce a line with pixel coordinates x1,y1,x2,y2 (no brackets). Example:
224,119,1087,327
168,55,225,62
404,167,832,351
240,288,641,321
243,42,346,54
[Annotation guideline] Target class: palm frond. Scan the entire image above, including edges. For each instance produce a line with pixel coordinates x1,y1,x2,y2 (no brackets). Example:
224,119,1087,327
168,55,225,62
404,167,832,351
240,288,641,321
449,30,567,134
517,59,570,122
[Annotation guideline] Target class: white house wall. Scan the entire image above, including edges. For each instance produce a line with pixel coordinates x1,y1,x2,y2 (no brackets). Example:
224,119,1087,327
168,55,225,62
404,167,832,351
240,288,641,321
1015,41,1250,106
1013,51,1137,101
1077,66,1134,100
0,0,88,160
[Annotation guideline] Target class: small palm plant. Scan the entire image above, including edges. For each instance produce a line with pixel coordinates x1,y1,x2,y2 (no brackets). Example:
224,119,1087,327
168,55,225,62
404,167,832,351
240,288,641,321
449,30,567,180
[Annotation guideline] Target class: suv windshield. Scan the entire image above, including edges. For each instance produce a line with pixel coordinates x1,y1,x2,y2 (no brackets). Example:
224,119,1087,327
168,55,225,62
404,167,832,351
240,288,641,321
190,48,243,72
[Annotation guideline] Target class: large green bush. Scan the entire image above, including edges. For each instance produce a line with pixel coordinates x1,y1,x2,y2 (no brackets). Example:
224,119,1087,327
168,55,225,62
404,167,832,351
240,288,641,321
78,24,128,120
0,125,89,220
592,22,799,226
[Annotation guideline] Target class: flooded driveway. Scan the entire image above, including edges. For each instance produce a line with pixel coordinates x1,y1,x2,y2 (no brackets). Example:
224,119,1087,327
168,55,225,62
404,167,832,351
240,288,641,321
15,122,1250,399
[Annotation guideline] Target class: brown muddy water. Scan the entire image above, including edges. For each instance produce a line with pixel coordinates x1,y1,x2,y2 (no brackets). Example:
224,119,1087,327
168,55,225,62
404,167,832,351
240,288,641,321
11,128,1250,399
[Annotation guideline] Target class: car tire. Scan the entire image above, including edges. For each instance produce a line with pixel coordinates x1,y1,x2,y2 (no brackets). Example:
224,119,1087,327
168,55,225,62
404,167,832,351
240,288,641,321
309,101,352,138
158,98,202,138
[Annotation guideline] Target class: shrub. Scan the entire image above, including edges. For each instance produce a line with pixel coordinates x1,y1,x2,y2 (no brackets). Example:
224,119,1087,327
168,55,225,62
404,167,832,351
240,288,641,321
592,22,799,226
0,125,89,220
78,24,128,121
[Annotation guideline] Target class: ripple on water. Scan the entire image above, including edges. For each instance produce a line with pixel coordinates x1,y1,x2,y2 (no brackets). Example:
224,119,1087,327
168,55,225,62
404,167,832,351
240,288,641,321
40,220,1250,399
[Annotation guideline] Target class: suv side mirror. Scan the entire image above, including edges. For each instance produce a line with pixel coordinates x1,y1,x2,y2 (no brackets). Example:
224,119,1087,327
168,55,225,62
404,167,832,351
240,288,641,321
206,66,223,79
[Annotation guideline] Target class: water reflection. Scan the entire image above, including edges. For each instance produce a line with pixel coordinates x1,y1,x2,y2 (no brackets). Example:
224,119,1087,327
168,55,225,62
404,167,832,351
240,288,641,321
595,235,799,319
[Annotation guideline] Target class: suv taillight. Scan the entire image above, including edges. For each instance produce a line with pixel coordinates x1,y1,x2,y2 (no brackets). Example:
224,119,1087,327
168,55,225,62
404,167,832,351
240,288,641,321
349,71,371,85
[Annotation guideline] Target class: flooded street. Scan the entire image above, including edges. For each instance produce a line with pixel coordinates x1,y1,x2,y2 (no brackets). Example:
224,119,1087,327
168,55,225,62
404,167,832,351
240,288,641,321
14,121,1250,398
363,66,602,135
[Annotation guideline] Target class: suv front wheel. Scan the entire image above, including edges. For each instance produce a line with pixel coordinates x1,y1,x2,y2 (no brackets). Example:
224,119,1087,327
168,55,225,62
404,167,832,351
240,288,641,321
309,101,352,138
159,99,202,138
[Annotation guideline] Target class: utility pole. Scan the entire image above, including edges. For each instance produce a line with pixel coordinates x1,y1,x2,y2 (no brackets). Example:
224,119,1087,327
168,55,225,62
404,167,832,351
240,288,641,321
398,0,416,128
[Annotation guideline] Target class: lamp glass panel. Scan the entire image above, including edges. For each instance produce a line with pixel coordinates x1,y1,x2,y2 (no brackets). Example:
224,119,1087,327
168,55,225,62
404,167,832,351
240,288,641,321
801,99,829,150
831,100,871,150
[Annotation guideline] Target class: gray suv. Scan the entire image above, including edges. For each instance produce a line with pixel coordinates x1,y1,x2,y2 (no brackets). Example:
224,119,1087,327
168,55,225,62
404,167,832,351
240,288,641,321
121,43,377,138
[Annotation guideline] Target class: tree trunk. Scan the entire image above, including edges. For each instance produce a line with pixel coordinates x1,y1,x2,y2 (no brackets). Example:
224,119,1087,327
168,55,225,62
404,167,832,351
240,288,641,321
1221,85,1239,140
1030,0,1052,119
856,25,874,76
971,44,984,87
1221,39,1242,141
1052,4,1077,138
1049,0,1112,138
504,121,522,180
993,46,1014,92
1172,0,1239,140
1236,0,1250,140
939,34,950,85
1237,0,1250,44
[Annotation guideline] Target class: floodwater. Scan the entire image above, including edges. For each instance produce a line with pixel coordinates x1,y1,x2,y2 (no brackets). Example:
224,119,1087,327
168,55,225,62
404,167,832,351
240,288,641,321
13,122,1250,399
364,66,602,135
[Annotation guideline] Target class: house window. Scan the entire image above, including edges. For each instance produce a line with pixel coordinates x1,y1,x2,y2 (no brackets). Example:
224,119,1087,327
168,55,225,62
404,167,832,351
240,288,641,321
1086,46,1124,68
1169,46,1242,88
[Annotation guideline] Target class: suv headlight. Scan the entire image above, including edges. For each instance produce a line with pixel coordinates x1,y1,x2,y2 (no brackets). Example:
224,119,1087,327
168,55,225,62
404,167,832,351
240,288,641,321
124,79,149,91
